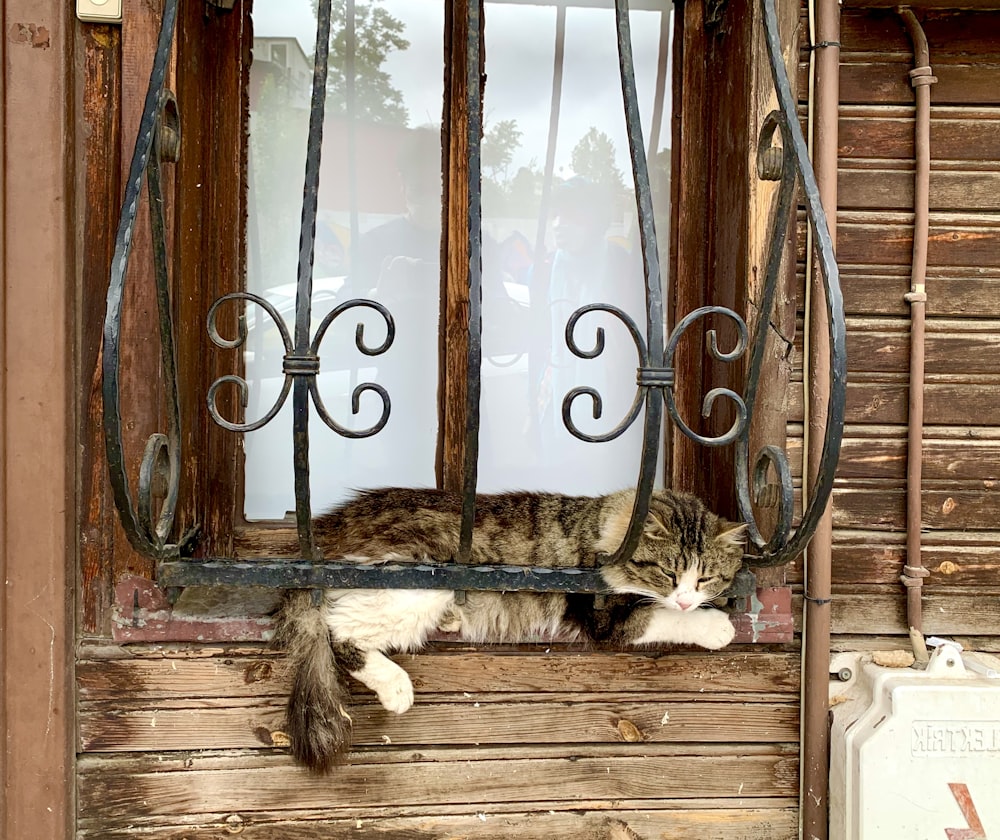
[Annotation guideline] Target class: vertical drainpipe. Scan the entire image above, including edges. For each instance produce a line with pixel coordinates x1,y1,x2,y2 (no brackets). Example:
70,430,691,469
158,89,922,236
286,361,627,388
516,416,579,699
801,0,839,835
897,7,935,636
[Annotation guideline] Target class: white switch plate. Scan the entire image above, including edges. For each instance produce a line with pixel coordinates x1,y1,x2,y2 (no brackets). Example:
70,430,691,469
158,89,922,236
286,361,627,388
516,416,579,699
77,0,123,24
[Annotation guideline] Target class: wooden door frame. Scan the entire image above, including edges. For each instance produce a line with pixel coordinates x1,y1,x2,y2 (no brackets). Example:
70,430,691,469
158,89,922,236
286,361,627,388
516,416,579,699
0,0,75,837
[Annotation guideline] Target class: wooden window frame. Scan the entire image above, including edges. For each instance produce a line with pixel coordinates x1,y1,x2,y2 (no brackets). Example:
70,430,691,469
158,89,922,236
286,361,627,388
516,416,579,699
79,0,804,642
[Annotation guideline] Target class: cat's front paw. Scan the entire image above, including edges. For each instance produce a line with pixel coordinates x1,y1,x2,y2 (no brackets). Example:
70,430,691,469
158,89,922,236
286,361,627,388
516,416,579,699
691,608,736,650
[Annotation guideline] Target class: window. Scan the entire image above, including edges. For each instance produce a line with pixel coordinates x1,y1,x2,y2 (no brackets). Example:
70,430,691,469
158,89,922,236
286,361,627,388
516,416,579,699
241,0,674,520
85,0,843,640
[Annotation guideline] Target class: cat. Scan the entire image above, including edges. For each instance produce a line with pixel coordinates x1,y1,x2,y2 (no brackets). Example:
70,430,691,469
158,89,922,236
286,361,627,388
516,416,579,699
273,487,746,772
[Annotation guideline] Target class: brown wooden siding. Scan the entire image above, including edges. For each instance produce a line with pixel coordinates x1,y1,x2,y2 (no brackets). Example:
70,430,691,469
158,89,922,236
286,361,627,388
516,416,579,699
792,6,1000,643
76,643,799,839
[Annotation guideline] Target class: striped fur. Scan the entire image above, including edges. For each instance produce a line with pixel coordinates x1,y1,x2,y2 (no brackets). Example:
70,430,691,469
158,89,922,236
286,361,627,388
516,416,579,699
276,488,745,772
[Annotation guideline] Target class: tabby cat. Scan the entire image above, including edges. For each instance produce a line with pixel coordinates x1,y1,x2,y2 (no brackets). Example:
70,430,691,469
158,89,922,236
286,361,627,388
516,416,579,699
274,487,746,772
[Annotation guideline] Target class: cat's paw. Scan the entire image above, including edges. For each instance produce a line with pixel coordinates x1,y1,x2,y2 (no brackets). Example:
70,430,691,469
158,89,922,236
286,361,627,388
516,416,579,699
375,672,415,714
691,608,736,650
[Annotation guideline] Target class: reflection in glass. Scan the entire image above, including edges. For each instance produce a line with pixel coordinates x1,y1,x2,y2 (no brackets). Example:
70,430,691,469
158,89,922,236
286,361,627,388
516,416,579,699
244,0,673,518
478,1,673,494
246,0,443,519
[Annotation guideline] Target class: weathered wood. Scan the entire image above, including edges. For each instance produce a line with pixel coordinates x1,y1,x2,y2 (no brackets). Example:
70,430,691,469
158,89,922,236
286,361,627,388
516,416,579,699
810,486,1000,531
839,169,1000,212
78,696,799,752
172,0,247,556
76,749,799,824
77,648,801,703
79,22,124,634
798,266,1000,319
440,0,471,491
802,217,1000,268
75,804,799,840
786,435,1000,481
838,108,1000,162
786,535,1000,588
835,63,1000,107
794,590,1000,636
789,380,1000,425
794,327,1000,375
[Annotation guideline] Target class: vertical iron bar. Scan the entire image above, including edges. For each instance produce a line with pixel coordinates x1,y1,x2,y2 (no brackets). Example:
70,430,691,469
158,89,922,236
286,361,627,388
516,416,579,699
532,5,566,262
759,0,845,563
458,0,484,563
345,0,361,279
607,0,666,563
291,0,335,560
145,132,182,544
102,0,181,558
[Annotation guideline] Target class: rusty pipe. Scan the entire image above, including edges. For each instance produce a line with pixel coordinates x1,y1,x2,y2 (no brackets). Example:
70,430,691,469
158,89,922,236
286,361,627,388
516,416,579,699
898,7,935,637
801,0,839,835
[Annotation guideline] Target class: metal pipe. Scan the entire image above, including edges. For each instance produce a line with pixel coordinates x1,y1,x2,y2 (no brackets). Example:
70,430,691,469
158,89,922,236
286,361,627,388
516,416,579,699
801,0,839,835
897,7,935,637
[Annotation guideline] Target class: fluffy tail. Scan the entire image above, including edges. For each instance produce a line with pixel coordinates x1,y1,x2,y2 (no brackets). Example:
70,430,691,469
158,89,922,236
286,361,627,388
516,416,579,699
273,590,354,773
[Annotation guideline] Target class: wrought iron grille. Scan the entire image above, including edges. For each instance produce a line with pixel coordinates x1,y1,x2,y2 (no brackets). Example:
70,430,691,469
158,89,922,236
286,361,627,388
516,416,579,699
102,0,846,597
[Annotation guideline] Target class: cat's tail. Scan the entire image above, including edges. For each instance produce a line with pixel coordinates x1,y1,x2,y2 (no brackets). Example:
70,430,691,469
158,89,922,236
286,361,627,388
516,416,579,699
273,590,354,773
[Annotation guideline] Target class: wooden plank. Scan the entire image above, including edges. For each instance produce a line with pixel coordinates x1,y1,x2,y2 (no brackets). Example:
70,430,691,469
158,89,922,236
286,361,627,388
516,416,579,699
76,750,799,824
789,381,1000,425
172,0,247,556
78,21,123,635
784,534,1000,587
801,590,1000,636
828,487,1000,531
835,62,1000,107
1,0,74,835
75,805,799,840
798,269,1000,318
797,329,1000,375
76,649,801,702
785,436,1000,481
811,218,1000,268
839,169,1000,212
838,111,1000,162
837,8,1000,54
78,697,799,752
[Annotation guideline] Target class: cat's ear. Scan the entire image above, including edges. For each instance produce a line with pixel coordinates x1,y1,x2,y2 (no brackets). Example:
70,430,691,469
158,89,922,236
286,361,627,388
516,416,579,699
643,513,670,540
715,521,747,548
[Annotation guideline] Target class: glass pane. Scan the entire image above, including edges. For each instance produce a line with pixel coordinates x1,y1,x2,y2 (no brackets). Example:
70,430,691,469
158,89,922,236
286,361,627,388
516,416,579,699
247,0,444,519
478,0,673,494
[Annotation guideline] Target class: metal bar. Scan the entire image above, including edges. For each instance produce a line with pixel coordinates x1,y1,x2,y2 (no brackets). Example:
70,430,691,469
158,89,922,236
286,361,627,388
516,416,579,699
745,0,845,567
289,0,335,561
899,7,935,634
603,0,665,564
102,0,181,559
158,559,611,592
458,0,484,563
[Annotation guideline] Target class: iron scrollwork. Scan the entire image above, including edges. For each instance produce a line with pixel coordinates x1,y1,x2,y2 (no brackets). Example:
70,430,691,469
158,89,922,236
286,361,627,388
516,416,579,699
101,0,191,560
105,0,845,591
561,0,844,567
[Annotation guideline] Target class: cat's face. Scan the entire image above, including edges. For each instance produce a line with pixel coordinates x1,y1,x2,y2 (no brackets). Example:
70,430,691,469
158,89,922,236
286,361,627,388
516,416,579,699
597,491,746,610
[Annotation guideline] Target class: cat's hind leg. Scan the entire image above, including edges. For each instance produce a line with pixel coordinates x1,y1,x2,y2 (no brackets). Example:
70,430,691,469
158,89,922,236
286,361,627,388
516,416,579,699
348,650,415,713
322,589,455,713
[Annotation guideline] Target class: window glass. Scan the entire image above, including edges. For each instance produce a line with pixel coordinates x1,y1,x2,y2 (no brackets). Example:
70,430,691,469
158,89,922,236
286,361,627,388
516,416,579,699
247,0,444,519
478,1,673,494
245,0,672,518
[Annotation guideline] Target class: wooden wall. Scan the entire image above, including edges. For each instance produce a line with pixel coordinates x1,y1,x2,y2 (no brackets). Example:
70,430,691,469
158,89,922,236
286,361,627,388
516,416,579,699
77,642,799,838
790,5,1000,649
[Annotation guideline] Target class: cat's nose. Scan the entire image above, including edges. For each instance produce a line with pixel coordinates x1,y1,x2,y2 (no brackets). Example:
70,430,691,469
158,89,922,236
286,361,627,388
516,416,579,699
676,595,698,610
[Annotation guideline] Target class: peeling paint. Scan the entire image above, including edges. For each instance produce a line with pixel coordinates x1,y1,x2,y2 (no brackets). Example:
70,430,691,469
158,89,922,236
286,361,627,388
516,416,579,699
9,22,50,49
